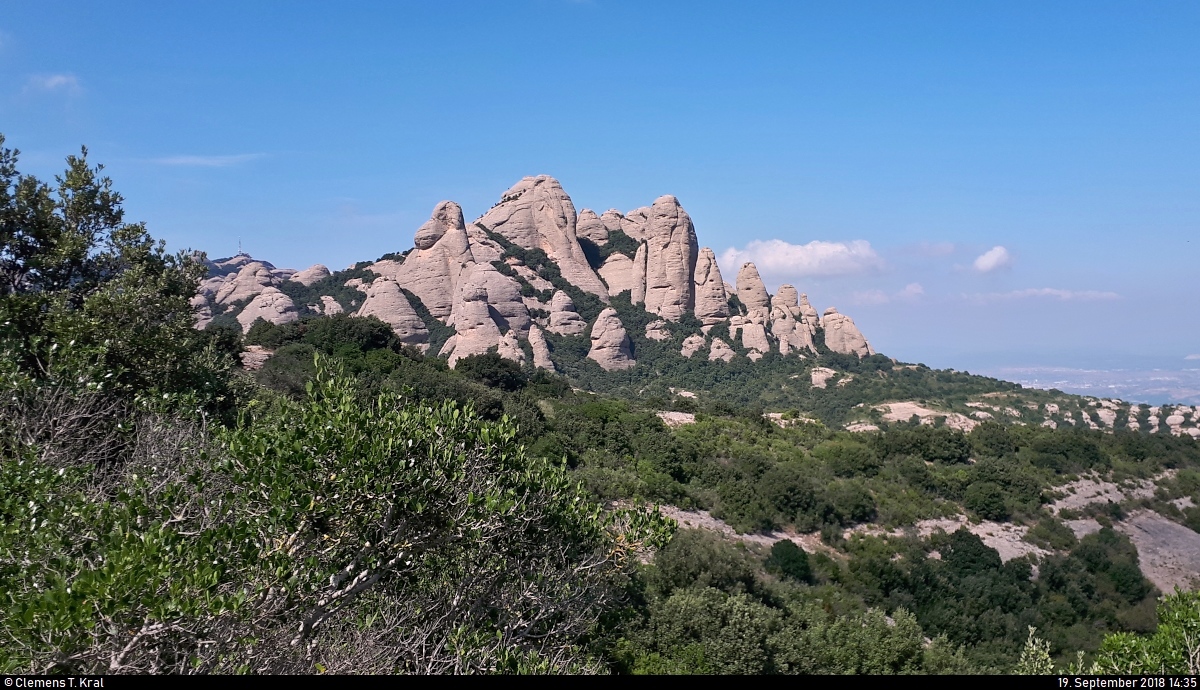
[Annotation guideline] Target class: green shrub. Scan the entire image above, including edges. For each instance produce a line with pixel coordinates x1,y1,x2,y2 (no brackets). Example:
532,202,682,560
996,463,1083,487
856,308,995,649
765,540,812,583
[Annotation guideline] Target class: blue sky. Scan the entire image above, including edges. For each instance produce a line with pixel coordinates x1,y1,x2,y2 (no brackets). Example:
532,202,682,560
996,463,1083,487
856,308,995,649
2,1,1197,377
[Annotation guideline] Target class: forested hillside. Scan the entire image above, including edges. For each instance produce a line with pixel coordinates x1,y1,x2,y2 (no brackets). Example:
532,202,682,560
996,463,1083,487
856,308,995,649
3,137,1199,675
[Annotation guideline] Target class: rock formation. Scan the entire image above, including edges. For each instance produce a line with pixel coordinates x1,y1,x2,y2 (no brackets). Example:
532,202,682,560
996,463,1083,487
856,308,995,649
443,284,501,367
640,195,698,322
645,320,671,341
356,280,429,348
598,253,639,296
692,248,729,328
600,210,625,236
192,176,881,370
215,262,278,305
496,330,525,365
547,290,587,336
735,263,771,312
587,308,635,370
680,334,706,358
291,264,331,286
528,324,554,371
822,308,874,357
371,201,475,321
708,337,735,363
477,176,609,300
319,296,344,315
236,287,298,332
576,209,609,245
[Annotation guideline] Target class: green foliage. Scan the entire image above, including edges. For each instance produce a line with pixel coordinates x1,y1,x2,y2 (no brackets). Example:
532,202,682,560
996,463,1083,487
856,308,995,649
455,352,529,392
964,481,1010,521
1014,627,1055,674
0,356,673,673
0,135,237,419
1091,590,1200,675
765,540,812,583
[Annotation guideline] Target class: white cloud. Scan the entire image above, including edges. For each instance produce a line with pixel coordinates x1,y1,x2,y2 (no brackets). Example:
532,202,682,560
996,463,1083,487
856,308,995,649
973,245,1012,272
719,239,883,280
152,154,265,167
964,288,1119,303
25,73,82,95
1186,354,1200,361
850,282,924,306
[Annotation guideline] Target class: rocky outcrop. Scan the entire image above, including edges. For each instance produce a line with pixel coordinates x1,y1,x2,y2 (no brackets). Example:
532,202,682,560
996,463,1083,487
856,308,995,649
587,308,635,370
444,284,501,367
576,209,609,245
477,176,609,300
735,263,771,312
734,318,771,353
356,280,429,347
548,290,587,336
236,287,298,332
496,330,525,365
372,201,475,321
822,308,874,357
215,262,278,305
600,210,625,235
680,334,706,358
692,248,729,328
291,264,331,287
641,195,698,322
708,337,735,362
645,320,671,341
191,179,880,372
598,253,639,296
319,296,344,315
630,243,648,305
798,294,820,333
528,324,554,371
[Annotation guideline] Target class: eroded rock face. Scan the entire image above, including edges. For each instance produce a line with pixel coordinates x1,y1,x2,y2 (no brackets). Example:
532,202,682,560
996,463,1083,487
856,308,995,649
774,284,799,309
693,247,729,327
320,296,344,315
645,320,671,341
587,308,635,370
477,176,609,300
735,263,770,312
528,324,554,371
356,280,429,347
215,262,278,305
641,195,698,322
463,263,530,335
291,264,331,287
708,337,735,362
600,210,625,235
621,207,651,242
822,307,874,357
548,290,587,336
237,287,298,332
372,200,476,321
445,284,501,367
576,209,609,245
738,321,771,353
798,294,820,333
681,334,706,358
496,330,525,365
631,243,648,306
598,253,639,296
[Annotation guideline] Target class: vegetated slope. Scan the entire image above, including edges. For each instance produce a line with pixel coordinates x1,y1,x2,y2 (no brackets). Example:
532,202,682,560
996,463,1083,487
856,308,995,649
6,135,1199,675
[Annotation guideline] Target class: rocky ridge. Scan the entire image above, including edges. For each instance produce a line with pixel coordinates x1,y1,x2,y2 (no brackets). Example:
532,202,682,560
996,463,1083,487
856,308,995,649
191,175,875,372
